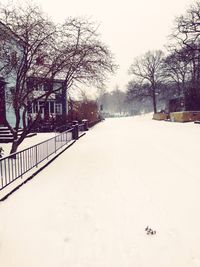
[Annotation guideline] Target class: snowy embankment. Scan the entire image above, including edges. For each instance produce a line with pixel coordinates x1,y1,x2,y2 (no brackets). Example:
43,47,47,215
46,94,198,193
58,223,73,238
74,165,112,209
0,114,200,267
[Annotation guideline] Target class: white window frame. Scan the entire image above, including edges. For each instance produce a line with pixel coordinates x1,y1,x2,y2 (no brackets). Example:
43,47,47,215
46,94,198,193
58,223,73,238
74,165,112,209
55,103,62,115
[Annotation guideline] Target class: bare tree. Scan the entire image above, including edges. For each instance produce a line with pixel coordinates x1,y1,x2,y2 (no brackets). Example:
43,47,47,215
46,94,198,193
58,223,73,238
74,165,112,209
171,1,200,87
163,46,191,97
0,3,116,154
169,1,200,109
126,81,151,101
172,1,200,51
0,3,58,154
128,50,165,113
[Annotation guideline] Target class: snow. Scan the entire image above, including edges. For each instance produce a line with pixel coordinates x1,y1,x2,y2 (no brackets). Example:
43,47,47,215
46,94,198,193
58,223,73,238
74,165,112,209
1,115,200,267
1,132,56,157
0,131,74,199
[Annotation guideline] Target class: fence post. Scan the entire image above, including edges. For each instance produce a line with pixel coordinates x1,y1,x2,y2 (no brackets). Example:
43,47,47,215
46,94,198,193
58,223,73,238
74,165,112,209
36,145,38,167
72,121,79,140
55,135,57,153
82,119,89,131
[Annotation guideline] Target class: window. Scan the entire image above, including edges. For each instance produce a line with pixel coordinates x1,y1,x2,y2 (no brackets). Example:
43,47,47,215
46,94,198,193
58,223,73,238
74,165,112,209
10,51,17,66
39,101,44,111
44,81,51,91
33,103,38,113
55,103,62,115
50,102,54,113
37,84,44,91
27,79,44,91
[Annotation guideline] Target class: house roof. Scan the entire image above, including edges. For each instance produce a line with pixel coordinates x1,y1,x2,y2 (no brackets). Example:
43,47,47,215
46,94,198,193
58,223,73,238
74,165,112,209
28,76,66,84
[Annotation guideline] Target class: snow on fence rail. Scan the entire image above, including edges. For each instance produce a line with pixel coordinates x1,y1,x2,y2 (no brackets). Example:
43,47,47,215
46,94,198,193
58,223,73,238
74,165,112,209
0,128,74,191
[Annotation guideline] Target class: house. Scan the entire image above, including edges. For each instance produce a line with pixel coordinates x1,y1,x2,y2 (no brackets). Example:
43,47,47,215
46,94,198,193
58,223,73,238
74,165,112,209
0,21,68,131
27,77,68,131
0,21,24,127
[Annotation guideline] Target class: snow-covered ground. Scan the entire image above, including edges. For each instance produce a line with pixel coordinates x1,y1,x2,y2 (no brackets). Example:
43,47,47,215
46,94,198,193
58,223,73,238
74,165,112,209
1,132,56,157
1,114,200,267
0,131,74,200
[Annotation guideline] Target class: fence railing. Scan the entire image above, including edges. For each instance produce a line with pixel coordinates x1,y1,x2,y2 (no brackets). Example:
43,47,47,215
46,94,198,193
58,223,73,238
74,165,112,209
78,122,86,133
54,124,71,133
0,128,73,191
0,118,101,191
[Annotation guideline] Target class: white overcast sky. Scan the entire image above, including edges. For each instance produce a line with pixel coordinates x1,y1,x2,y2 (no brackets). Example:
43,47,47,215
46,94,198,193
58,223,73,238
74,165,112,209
1,0,195,92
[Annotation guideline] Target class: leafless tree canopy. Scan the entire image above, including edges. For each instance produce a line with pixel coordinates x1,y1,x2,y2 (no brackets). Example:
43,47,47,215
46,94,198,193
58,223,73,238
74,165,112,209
126,2,200,115
173,2,200,51
166,1,200,110
0,3,116,154
128,50,165,113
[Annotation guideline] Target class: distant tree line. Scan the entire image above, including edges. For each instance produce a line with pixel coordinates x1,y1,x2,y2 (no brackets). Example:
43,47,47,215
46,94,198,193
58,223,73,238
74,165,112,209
98,84,159,117
98,86,129,117
127,1,200,114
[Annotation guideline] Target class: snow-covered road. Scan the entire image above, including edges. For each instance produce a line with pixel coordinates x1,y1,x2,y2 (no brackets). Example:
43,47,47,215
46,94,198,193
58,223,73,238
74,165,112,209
1,115,200,267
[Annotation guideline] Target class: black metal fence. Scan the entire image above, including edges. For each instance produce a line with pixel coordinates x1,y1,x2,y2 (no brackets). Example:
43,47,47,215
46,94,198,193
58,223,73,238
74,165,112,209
0,118,102,191
0,128,73,191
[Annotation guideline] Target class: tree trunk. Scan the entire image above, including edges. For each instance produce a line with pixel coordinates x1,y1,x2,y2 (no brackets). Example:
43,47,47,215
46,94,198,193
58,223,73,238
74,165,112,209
10,130,27,155
10,139,20,155
152,87,157,113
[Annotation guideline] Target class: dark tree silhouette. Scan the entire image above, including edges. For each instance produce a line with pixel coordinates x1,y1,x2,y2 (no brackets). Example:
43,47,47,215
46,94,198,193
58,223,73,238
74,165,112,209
0,3,116,154
128,50,165,113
